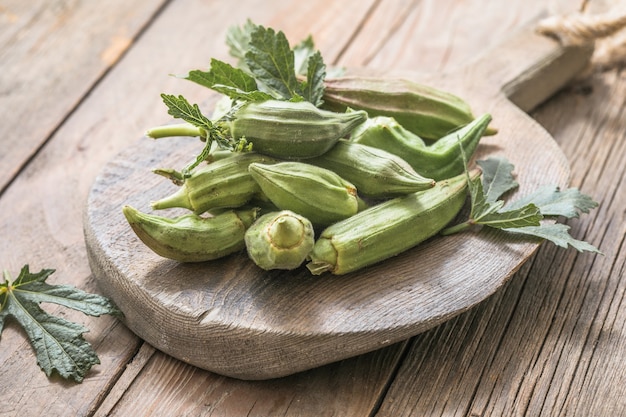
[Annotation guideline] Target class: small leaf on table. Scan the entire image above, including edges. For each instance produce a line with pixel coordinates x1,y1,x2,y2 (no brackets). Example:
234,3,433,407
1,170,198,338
0,265,121,382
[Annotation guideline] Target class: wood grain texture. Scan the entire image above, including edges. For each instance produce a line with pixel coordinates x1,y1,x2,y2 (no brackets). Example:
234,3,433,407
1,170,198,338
83,8,590,380
103,341,408,417
0,0,166,192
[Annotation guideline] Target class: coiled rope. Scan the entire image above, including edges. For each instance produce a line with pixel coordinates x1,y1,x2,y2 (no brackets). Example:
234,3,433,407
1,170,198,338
537,2,626,75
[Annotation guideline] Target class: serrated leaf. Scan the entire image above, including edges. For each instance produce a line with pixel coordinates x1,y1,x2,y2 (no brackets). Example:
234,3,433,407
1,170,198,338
226,19,257,70
0,265,121,382
477,157,519,203
210,84,273,102
184,59,260,96
293,34,316,75
505,184,599,218
465,164,542,230
160,94,213,133
468,173,503,220
302,51,326,106
16,281,121,318
160,94,230,175
245,25,302,100
4,299,99,381
502,223,601,253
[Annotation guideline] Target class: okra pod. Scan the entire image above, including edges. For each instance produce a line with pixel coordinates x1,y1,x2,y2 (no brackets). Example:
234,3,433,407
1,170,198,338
248,161,361,226
351,114,492,181
228,99,368,159
151,152,278,214
307,140,435,198
307,169,480,275
322,76,476,140
244,210,315,270
123,206,258,262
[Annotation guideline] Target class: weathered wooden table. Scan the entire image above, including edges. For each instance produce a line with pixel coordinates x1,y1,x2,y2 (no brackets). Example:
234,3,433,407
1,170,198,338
1,0,624,415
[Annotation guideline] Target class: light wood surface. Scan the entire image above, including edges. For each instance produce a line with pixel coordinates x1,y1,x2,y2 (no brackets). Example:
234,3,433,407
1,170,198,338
1,0,623,415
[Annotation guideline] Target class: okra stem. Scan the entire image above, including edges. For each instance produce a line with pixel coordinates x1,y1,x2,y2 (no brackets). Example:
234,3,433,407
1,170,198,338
145,123,204,139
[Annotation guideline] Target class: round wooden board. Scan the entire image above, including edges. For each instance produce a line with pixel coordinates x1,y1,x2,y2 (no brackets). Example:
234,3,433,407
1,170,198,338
83,24,583,379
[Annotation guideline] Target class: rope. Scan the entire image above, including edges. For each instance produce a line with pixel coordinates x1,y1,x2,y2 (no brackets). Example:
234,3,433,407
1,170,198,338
537,3,626,75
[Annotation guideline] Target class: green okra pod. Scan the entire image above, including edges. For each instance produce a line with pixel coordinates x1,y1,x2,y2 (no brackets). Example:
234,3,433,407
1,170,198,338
351,113,492,181
245,210,315,270
248,161,361,226
307,169,480,275
123,206,258,262
322,76,477,140
228,99,367,159
151,152,278,214
307,139,435,198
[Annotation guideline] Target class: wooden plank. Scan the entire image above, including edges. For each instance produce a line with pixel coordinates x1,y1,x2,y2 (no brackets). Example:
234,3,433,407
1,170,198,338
103,341,408,417
0,0,167,192
338,0,557,73
93,343,157,417
1,0,620,415
522,71,626,417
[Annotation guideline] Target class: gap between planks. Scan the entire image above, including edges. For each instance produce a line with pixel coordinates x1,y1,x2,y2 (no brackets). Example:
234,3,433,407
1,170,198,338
92,343,157,417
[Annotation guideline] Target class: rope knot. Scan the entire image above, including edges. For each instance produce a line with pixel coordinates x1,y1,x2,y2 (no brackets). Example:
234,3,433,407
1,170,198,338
537,5,626,74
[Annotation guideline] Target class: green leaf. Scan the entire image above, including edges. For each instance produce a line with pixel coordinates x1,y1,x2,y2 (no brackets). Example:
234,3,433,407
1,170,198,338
467,170,542,228
185,59,258,91
479,203,543,229
505,184,599,218
160,94,213,133
293,35,316,75
0,266,121,382
301,51,326,107
245,25,303,100
502,224,601,253
160,94,243,174
477,157,519,203
468,173,504,221
445,154,600,253
225,19,257,70
210,84,274,102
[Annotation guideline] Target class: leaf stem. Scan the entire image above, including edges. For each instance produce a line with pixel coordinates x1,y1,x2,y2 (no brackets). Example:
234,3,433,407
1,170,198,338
440,221,474,236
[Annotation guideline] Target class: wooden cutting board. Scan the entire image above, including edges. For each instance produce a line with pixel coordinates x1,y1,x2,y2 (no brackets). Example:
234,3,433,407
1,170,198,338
84,17,593,380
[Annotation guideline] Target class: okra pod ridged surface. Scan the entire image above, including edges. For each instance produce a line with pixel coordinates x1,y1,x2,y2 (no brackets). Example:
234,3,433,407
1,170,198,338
122,206,258,262
228,99,368,159
351,113,492,181
307,169,480,275
248,161,360,226
307,139,435,198
322,76,475,140
151,152,278,214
